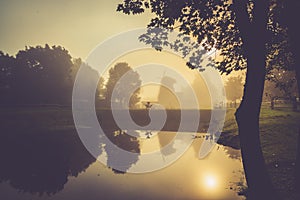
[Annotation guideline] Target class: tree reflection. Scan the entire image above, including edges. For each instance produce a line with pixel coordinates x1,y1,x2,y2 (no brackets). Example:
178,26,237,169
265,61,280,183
0,109,141,195
98,110,141,174
157,132,176,156
0,127,96,195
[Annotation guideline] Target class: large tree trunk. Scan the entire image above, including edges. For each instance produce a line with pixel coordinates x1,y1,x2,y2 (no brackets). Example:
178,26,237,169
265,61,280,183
232,0,278,199
235,51,277,199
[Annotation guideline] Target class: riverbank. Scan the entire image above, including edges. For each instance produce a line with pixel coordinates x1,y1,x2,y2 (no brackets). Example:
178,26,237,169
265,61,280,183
218,105,300,199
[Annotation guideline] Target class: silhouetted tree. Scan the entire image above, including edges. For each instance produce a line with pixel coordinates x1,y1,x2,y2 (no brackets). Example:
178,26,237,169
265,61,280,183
0,46,104,106
104,62,141,108
13,45,73,104
97,76,106,100
0,51,15,104
117,1,283,198
225,76,243,107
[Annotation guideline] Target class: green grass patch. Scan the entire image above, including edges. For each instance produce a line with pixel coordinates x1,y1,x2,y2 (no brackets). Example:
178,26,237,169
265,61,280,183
218,105,300,199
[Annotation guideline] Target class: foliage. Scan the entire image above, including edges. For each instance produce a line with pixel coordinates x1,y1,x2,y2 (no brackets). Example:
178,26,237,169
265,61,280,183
0,51,15,104
0,45,102,105
117,0,289,75
116,1,299,197
14,45,74,104
265,69,298,99
104,62,141,108
225,75,243,103
0,46,141,108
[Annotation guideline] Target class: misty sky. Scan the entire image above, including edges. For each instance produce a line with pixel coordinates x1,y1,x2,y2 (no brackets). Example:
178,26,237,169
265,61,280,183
0,0,152,58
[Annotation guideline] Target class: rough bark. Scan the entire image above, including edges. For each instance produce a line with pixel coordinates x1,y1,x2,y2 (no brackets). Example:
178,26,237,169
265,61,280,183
235,52,277,199
232,0,278,199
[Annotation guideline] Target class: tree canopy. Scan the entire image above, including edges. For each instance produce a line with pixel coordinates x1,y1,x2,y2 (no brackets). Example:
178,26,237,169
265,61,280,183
225,75,243,104
117,0,289,76
265,69,298,100
104,62,141,108
116,0,298,198
0,45,102,106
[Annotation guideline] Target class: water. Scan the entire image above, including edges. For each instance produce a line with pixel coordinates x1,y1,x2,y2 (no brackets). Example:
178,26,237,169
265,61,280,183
0,130,245,200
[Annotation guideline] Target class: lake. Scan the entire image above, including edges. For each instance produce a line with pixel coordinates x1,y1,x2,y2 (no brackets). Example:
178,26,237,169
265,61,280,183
0,127,246,200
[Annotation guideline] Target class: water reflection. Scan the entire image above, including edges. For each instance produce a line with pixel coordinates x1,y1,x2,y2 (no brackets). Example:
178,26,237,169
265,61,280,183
0,119,140,194
103,129,140,174
0,128,96,195
83,132,245,200
0,125,245,199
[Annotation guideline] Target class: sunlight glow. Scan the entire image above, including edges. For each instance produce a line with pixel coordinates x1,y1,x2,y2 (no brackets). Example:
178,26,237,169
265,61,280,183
204,175,217,189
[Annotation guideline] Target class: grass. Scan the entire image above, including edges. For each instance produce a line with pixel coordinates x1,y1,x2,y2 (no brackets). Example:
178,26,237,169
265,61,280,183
218,104,300,199
0,106,75,132
217,108,240,149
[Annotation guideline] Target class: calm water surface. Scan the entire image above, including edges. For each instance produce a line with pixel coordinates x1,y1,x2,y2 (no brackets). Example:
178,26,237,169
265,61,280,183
0,130,245,200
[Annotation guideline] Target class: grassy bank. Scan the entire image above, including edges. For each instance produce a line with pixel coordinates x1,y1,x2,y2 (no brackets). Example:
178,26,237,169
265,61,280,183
218,105,300,199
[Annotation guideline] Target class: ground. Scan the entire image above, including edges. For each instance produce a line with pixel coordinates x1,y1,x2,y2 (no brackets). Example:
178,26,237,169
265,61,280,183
218,103,300,199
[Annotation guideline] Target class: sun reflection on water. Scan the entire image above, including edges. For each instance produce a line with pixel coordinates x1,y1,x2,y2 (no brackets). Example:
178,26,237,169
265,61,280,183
204,174,218,189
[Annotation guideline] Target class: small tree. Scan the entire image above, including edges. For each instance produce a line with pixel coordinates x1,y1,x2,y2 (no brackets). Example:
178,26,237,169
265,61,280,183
104,62,141,108
225,76,243,108
265,69,298,110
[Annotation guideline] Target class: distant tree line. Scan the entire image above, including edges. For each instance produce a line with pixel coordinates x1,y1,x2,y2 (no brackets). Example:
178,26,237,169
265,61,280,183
225,75,244,108
264,69,298,110
0,45,141,107
224,73,298,109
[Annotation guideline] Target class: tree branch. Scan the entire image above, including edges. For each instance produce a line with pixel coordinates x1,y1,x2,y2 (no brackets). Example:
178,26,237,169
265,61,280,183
232,0,251,45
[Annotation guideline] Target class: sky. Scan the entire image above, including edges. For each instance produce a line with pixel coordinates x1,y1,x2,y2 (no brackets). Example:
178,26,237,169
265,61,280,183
0,0,152,58
0,0,241,108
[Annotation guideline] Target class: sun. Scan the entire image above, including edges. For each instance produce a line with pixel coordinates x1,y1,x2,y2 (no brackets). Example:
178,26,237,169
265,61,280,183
204,175,217,189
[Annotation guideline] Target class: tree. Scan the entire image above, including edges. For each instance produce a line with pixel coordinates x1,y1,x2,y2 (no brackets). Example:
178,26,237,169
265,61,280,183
225,76,243,107
104,62,141,109
264,79,284,110
14,45,74,104
71,58,103,106
0,51,15,104
117,0,280,198
264,69,298,109
97,76,106,100
0,46,104,106
275,0,300,192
